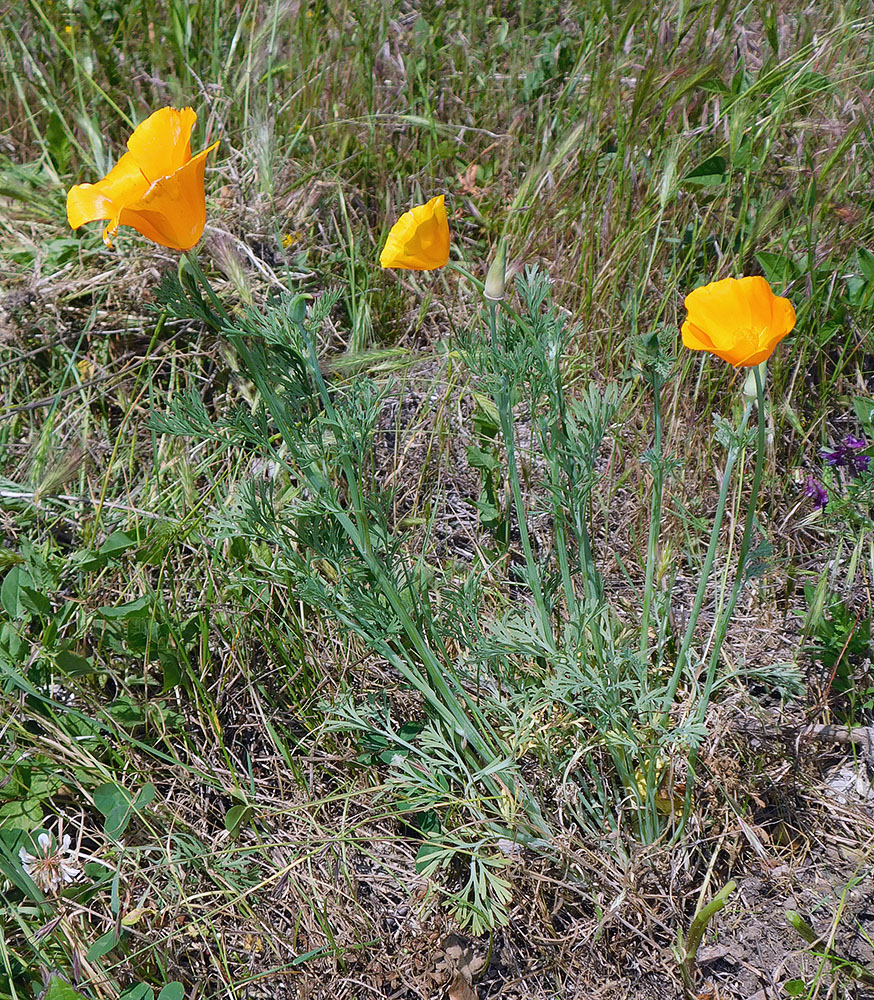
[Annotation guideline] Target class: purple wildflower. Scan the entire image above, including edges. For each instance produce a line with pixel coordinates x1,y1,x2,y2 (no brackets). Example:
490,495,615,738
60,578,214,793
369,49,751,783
851,452,871,476
821,434,870,477
804,475,828,509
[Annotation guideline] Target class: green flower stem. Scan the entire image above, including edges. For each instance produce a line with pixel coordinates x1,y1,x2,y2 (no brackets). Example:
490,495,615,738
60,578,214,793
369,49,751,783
300,322,499,758
550,450,578,623
572,492,601,609
786,911,874,987
181,251,232,324
492,301,554,651
695,363,767,719
542,321,578,622
680,880,736,990
306,341,552,838
446,260,483,293
447,261,530,329
499,389,554,651
640,370,664,663
658,396,754,718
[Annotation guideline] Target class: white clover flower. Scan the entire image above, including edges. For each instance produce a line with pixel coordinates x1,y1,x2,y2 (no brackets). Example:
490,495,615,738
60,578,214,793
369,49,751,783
19,833,82,892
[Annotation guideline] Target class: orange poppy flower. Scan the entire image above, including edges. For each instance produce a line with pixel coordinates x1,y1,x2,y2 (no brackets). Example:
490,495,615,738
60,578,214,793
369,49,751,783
681,276,796,367
67,107,219,251
379,195,450,270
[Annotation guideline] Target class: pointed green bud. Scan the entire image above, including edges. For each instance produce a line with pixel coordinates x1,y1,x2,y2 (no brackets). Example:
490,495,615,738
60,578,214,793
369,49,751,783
743,360,767,400
483,239,507,301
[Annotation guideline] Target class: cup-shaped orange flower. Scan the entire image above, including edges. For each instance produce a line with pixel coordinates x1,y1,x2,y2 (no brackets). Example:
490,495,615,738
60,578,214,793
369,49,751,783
67,107,219,251
379,195,450,270
681,276,796,367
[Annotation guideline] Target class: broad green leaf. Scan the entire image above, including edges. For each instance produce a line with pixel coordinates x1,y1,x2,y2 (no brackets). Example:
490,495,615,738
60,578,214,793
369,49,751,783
106,696,146,728
97,595,151,620
224,803,253,837
853,396,874,435
44,977,90,1000
92,781,154,837
1,566,32,619
85,927,119,962
414,841,445,875
93,782,131,816
119,984,154,1000
74,530,140,571
93,782,133,837
397,721,424,740
755,251,798,287
681,155,726,187
465,445,500,472
55,650,95,676
134,783,156,810
0,797,43,829
159,651,182,693
98,530,140,557
20,585,51,617
859,248,874,283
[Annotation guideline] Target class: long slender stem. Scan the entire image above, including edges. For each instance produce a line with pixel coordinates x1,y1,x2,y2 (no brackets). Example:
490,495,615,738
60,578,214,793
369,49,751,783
298,324,501,753
546,332,578,623
680,881,737,991
497,372,555,651
640,371,664,662
695,364,767,718
552,463,578,623
184,251,472,736
488,302,553,648
181,250,232,324
658,398,754,717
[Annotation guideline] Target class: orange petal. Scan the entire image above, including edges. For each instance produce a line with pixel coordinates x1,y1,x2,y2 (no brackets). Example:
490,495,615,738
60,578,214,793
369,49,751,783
720,344,750,366
380,195,450,270
745,276,778,337
770,293,796,339
684,278,752,353
67,150,151,245
729,277,795,365
681,320,717,354
732,345,774,367
126,106,197,185
118,141,218,250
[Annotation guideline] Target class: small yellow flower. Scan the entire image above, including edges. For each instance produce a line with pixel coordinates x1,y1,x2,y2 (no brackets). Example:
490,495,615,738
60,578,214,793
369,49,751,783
77,357,97,379
681,276,796,368
379,194,450,271
67,106,219,251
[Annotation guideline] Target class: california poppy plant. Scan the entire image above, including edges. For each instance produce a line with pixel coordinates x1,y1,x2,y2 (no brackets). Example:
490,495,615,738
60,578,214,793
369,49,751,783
67,107,218,251
681,276,796,367
379,195,450,270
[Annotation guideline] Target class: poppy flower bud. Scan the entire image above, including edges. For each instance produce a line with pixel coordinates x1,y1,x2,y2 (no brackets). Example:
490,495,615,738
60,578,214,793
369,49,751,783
483,239,507,301
742,361,767,399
